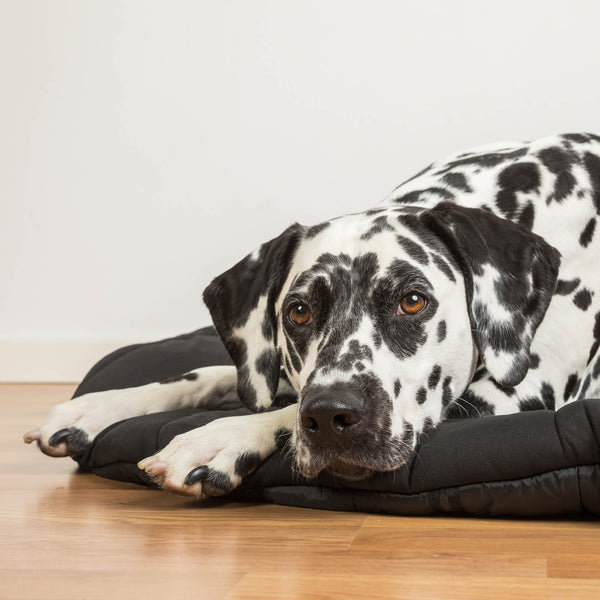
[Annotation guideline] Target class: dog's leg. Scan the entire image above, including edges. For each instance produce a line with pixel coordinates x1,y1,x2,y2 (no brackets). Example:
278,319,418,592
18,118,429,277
138,403,297,498
23,365,239,458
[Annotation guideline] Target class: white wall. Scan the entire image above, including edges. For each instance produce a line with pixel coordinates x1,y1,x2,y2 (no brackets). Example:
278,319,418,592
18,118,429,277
1,0,600,381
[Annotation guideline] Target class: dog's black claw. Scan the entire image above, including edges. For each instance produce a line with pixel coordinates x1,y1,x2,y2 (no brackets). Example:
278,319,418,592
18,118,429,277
48,428,71,447
184,466,210,486
46,427,90,457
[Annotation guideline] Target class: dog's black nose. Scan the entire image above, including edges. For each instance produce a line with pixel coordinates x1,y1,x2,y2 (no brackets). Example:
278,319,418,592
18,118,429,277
300,389,365,444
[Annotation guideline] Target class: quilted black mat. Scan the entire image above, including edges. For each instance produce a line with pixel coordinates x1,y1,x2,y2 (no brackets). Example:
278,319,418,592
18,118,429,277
74,327,600,517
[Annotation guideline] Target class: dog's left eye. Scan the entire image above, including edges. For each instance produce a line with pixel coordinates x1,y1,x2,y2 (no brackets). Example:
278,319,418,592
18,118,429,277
397,293,427,315
289,304,312,325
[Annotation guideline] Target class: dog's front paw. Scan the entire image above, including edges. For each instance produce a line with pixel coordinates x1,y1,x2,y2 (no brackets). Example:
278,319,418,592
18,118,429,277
138,416,267,499
23,390,135,458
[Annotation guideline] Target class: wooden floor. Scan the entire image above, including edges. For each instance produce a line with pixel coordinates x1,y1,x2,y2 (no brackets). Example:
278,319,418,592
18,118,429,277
3,384,600,599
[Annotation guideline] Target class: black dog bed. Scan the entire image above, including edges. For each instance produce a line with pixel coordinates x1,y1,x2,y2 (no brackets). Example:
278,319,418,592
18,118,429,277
74,327,600,517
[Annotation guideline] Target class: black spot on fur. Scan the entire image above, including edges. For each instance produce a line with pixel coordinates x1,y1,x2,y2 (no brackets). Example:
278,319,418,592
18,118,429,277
441,376,453,407
430,254,456,282
580,374,592,399
365,208,386,216
446,389,495,418
394,187,455,205
306,222,330,238
227,338,258,410
272,392,298,408
573,288,593,311
314,252,352,269
234,451,263,477
401,421,414,447
274,426,292,449
490,378,515,395
337,340,373,371
563,373,580,402
285,336,303,373
428,365,441,389
471,301,523,355
255,349,280,397
518,202,535,230
437,320,447,343
284,355,293,374
204,469,233,494
538,146,578,202
361,216,395,240
160,372,199,384
579,218,596,248
519,397,546,411
436,148,528,173
593,355,600,379
541,382,556,410
396,235,429,265
421,417,435,434
495,162,541,219
416,387,427,404
397,213,459,262
262,310,273,341
588,311,600,366
583,152,600,213
470,365,486,382
530,353,540,369
555,278,580,296
394,378,401,398
563,133,600,144
441,172,473,193
373,331,382,349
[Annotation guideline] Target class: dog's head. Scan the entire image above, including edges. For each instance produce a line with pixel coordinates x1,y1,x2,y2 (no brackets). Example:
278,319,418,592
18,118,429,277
204,203,560,479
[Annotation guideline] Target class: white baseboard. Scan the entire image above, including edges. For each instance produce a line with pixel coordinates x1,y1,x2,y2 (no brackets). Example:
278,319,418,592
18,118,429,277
0,338,148,383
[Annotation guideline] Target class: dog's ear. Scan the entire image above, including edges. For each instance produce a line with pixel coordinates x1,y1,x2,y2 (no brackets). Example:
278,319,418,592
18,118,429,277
203,223,305,411
421,202,561,387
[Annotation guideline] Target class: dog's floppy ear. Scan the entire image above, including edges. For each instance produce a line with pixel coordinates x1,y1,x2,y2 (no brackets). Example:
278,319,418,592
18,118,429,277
203,223,305,411
422,202,561,387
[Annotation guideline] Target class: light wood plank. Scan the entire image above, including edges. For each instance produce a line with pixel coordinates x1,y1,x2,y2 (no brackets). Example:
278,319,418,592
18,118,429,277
229,573,600,600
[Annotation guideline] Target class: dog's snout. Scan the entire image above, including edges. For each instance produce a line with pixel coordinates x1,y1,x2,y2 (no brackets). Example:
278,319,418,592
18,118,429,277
300,389,365,444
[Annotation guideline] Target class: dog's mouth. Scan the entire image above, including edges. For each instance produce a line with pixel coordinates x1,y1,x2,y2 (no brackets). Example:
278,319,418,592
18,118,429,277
295,448,410,481
322,461,373,480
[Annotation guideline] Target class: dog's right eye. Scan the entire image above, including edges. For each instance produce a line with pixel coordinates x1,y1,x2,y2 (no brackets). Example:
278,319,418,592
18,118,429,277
289,304,312,325
397,293,427,315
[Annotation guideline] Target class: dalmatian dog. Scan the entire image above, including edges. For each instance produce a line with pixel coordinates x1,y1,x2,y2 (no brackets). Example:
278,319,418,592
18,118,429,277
24,133,600,498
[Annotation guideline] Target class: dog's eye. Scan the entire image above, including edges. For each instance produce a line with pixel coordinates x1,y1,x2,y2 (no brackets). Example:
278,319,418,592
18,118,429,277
397,293,427,315
289,304,312,325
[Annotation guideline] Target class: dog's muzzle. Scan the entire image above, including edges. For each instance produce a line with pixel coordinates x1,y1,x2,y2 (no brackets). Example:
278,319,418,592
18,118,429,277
297,386,376,479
